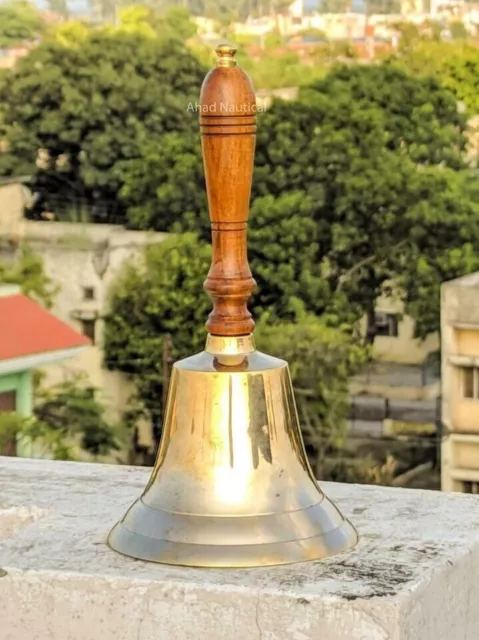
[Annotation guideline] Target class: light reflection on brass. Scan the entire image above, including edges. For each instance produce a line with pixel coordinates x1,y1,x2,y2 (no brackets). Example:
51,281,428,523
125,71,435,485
107,335,358,567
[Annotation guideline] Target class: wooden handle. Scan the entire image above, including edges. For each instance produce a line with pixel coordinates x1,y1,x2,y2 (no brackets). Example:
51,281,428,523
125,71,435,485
199,43,257,337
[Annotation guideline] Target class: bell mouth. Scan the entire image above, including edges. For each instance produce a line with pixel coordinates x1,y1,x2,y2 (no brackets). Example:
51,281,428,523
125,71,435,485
107,499,358,568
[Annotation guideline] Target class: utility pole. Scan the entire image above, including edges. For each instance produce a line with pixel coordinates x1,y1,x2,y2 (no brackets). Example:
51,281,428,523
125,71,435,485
161,334,173,423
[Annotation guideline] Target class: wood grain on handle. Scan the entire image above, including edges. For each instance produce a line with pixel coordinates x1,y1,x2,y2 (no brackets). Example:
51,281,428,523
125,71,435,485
199,44,257,337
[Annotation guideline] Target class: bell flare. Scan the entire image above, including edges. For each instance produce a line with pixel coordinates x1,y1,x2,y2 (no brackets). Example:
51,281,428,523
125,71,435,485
108,344,358,568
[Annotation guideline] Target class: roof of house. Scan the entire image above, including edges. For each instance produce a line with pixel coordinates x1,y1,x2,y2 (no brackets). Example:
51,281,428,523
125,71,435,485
0,293,90,362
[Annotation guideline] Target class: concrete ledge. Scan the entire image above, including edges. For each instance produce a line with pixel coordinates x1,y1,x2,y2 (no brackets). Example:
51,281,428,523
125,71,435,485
2,457,479,639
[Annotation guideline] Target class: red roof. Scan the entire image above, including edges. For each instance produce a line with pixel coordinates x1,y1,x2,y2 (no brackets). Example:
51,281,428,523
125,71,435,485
0,294,90,362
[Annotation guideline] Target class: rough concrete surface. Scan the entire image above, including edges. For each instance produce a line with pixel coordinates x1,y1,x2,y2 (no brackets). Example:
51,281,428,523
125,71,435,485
1,457,479,639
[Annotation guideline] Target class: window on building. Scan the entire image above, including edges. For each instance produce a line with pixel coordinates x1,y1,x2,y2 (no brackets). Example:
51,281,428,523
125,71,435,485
375,313,399,337
0,390,16,412
83,286,95,301
462,481,479,494
80,319,96,344
461,367,479,399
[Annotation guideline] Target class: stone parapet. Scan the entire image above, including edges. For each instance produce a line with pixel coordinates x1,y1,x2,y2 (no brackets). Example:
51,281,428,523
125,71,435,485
1,457,479,639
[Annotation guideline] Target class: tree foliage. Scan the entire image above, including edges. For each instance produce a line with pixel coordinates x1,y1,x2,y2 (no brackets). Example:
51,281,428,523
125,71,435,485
442,46,479,114
0,375,121,460
33,374,121,458
254,66,476,337
0,244,57,307
400,169,479,338
392,41,479,114
116,133,207,232
115,5,197,40
248,192,329,320
0,412,25,456
103,233,211,427
300,64,467,169
103,233,367,454
255,316,368,476
0,0,44,49
108,61,478,340
241,51,327,91
0,28,206,222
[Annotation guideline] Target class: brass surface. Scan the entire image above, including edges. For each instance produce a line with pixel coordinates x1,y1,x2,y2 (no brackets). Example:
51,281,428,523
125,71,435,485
215,43,238,68
108,336,358,568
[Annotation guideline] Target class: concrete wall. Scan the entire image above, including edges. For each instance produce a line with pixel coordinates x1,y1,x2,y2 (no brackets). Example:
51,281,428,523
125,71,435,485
24,222,166,429
452,394,479,433
361,292,439,365
441,274,479,491
0,182,31,239
455,328,479,357
4,457,479,639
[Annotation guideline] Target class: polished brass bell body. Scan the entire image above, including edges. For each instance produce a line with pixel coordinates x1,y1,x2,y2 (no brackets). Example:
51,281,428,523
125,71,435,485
108,336,357,567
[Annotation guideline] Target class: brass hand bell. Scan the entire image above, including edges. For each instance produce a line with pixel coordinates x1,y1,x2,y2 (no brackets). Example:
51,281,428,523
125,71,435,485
107,43,358,568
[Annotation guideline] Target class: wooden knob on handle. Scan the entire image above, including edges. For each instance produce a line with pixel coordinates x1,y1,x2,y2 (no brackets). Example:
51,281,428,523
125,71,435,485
200,43,257,337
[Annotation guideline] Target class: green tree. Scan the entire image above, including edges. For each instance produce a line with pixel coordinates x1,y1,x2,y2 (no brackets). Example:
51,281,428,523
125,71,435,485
393,21,424,53
300,63,467,169
252,66,475,339
442,46,479,114
449,21,468,40
255,316,367,477
103,233,211,430
103,233,368,462
392,41,479,113
33,374,122,459
0,30,206,222
0,375,121,460
248,192,330,320
113,62,476,341
241,52,327,90
163,6,197,39
0,412,25,456
400,168,479,338
0,244,57,307
0,0,44,49
116,5,197,40
116,133,207,232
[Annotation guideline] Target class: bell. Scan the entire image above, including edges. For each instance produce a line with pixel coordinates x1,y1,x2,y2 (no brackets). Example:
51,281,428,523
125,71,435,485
108,43,358,568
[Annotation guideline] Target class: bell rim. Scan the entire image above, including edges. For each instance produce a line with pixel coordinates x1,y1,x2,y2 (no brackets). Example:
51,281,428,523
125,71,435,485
107,502,358,569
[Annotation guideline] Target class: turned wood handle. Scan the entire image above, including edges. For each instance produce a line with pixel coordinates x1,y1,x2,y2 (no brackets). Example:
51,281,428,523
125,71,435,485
199,43,257,337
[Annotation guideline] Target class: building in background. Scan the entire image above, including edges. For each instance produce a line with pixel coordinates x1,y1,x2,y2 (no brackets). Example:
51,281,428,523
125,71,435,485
0,177,32,237
352,291,440,402
441,272,479,492
232,16,275,37
0,182,166,432
0,45,31,70
0,177,440,418
0,284,89,454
